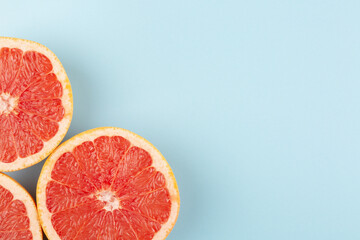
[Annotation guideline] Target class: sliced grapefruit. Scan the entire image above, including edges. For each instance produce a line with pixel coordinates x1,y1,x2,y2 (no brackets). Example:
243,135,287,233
0,37,72,171
37,127,180,240
0,172,42,239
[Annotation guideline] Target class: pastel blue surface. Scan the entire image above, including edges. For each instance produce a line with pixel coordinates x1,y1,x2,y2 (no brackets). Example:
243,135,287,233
2,1,360,239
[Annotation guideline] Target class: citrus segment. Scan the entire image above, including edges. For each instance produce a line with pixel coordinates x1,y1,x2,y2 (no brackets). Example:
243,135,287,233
20,73,62,101
0,230,33,239
9,113,44,158
97,211,119,239
18,98,65,121
0,200,30,231
0,48,22,93
11,51,53,96
0,173,42,239
51,152,97,193
0,185,13,210
37,127,180,240
94,136,131,188
73,209,105,239
72,141,105,190
46,181,96,213
114,166,166,198
51,201,104,239
0,115,17,163
120,209,161,240
115,146,153,182
0,37,72,171
16,111,59,141
112,210,138,239
121,188,171,223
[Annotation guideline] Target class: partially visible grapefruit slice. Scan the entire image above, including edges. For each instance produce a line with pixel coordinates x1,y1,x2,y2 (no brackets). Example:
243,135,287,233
0,37,72,171
37,127,180,240
0,173,42,239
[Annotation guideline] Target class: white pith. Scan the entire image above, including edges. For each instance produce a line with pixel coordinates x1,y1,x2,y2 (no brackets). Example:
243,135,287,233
0,93,18,115
0,173,42,239
96,190,121,211
0,37,73,172
37,127,180,240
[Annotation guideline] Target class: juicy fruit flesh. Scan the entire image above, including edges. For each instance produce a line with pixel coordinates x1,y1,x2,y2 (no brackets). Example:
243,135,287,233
0,185,33,239
0,47,64,163
46,135,172,240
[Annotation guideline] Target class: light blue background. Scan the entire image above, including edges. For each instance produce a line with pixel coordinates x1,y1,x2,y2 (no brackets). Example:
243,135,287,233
2,1,360,239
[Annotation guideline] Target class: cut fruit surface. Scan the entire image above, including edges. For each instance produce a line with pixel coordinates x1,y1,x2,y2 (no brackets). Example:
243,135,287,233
37,127,180,240
0,173,42,239
0,37,72,171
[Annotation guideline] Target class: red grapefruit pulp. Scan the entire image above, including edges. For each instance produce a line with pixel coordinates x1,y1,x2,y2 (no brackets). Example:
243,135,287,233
37,127,180,240
0,173,42,239
0,37,72,171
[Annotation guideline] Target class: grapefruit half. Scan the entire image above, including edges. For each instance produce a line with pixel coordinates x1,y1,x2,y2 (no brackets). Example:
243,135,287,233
37,127,180,240
0,37,72,171
0,172,42,239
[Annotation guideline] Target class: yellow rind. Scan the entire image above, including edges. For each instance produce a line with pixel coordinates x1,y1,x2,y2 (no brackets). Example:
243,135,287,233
37,127,180,240
0,37,73,172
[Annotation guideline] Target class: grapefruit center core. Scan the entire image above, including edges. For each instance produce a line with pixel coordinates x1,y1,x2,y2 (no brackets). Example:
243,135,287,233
0,93,18,115
96,190,121,211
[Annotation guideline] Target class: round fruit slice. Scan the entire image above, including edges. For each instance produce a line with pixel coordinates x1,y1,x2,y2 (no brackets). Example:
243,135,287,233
37,127,180,240
0,37,73,171
0,173,42,239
